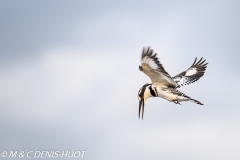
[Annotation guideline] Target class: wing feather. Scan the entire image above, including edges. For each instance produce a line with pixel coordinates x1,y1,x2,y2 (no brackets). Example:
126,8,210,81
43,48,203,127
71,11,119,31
139,47,176,87
172,57,208,88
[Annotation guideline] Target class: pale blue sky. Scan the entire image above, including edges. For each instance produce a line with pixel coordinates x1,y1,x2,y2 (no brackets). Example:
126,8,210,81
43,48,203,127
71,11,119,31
1,0,240,159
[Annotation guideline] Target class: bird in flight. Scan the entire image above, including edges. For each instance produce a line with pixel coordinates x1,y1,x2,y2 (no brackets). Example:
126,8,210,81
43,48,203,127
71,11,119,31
138,47,208,119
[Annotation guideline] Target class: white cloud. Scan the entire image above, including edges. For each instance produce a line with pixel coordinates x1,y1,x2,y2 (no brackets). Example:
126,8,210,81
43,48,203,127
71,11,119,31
0,48,122,124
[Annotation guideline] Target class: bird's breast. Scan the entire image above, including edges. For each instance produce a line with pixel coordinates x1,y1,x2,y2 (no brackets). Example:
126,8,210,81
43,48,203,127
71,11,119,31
155,87,177,101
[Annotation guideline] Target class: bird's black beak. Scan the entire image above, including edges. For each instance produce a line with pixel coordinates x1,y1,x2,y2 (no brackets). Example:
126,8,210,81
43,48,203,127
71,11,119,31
139,100,145,120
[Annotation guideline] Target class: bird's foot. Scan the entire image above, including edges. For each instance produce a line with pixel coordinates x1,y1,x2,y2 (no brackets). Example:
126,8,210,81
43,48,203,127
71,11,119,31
173,101,181,105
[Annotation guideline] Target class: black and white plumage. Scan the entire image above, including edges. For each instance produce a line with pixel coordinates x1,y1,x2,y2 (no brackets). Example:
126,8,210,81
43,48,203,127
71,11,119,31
138,47,208,119
172,57,208,88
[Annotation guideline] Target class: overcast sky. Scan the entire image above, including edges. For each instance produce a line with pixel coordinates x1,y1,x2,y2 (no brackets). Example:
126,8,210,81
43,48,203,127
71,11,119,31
1,0,240,160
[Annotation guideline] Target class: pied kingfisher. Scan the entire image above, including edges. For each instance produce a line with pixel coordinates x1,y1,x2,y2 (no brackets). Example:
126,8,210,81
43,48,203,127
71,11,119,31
138,47,208,119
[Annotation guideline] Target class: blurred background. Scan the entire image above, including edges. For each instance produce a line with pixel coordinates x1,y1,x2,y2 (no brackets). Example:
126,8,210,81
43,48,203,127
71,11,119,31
0,0,240,159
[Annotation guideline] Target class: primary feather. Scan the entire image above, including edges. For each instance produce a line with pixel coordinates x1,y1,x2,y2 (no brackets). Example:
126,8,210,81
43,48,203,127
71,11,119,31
139,47,177,88
172,57,208,88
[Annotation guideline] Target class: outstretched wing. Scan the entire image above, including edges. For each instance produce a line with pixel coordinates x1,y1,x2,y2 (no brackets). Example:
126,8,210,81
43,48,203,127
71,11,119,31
172,57,208,88
139,47,177,87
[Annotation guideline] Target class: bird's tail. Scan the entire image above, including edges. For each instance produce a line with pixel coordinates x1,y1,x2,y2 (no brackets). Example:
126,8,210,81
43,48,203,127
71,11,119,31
189,98,204,105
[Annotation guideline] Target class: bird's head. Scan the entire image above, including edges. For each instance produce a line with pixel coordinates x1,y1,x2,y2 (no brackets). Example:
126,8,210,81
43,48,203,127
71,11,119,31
138,83,152,119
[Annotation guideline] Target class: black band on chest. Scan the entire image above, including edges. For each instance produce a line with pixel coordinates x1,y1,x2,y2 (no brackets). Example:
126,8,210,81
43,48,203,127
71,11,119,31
149,86,156,97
